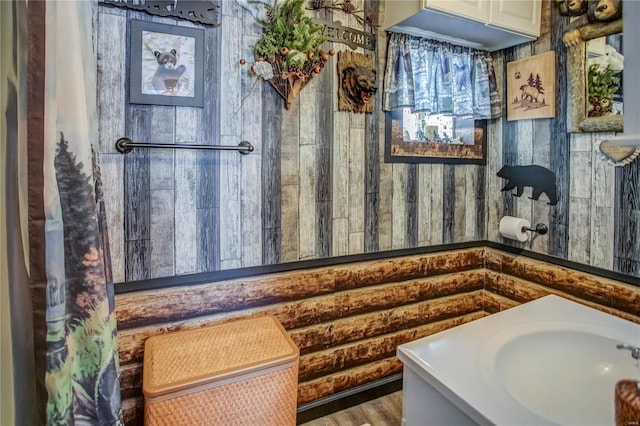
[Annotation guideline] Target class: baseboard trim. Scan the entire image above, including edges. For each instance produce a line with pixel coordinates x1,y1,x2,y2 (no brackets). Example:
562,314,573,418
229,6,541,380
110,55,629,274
296,374,403,424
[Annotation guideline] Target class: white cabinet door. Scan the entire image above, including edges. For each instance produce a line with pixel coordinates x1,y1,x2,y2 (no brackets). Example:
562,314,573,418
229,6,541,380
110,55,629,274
488,0,541,37
424,0,489,23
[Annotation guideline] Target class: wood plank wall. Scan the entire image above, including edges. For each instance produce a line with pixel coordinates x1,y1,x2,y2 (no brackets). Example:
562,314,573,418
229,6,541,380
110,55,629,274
485,0,639,277
98,0,490,284
115,246,640,424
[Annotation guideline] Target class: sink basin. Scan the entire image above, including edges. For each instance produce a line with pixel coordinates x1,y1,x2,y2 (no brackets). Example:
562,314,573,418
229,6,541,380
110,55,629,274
397,295,640,425
494,328,639,425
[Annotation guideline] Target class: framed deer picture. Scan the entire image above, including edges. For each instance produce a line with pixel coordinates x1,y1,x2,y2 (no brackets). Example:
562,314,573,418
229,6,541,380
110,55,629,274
506,51,556,121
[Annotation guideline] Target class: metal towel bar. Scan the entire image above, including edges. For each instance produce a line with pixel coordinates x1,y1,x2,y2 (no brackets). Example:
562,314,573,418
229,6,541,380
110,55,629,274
115,137,253,155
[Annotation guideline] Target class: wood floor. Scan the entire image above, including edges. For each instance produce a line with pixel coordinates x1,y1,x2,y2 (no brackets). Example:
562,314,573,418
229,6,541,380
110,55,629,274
299,391,403,426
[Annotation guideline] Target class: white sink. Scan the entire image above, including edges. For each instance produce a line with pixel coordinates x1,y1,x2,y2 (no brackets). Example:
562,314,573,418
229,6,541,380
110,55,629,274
397,295,640,425
493,328,639,425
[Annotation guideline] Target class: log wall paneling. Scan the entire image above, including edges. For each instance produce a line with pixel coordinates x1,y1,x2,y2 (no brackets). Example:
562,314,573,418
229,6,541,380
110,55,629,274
116,247,640,424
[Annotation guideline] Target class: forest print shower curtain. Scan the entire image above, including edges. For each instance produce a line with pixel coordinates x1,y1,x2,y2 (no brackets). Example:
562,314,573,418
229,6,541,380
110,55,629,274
30,1,123,423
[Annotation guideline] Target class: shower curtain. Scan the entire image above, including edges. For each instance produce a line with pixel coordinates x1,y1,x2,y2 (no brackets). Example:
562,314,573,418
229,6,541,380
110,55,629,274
14,0,124,423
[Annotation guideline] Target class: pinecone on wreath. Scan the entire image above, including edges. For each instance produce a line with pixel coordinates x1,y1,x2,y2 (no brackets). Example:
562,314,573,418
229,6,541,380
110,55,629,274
311,0,325,9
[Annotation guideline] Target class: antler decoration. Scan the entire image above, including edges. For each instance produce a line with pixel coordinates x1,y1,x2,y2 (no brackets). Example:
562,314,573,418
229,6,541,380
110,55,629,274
308,0,379,31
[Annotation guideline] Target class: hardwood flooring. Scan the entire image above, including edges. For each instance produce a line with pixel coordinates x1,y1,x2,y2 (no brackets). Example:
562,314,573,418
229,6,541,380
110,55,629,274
299,391,403,426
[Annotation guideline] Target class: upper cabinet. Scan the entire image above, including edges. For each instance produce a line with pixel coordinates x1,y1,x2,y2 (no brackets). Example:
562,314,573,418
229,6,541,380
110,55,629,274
384,0,541,52
487,0,541,37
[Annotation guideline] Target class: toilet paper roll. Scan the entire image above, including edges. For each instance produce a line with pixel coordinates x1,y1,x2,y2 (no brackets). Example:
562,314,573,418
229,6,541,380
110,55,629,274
499,216,531,242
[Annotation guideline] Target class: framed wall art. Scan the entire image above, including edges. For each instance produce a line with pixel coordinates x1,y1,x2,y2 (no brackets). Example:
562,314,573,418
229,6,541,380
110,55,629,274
506,51,556,121
385,109,486,165
129,20,204,107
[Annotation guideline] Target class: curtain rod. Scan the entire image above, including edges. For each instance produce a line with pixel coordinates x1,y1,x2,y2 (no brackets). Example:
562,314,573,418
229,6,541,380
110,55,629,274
115,137,253,155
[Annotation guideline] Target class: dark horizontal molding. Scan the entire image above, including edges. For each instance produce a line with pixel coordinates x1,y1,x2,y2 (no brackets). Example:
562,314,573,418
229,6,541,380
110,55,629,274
114,241,484,293
295,374,402,424
114,241,640,294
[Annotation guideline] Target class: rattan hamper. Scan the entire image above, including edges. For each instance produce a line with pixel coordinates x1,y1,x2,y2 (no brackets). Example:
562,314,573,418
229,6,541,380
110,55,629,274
143,315,299,426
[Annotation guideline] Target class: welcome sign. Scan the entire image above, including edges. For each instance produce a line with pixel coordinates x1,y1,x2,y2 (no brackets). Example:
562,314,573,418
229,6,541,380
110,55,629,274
314,19,376,51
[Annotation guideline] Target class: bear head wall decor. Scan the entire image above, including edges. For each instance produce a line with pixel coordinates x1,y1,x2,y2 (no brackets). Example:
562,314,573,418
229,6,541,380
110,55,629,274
561,0,622,47
497,165,558,206
337,50,377,114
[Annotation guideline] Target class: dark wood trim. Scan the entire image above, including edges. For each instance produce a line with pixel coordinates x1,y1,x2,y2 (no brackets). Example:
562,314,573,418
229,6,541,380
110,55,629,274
114,241,485,293
295,374,402,424
115,241,640,294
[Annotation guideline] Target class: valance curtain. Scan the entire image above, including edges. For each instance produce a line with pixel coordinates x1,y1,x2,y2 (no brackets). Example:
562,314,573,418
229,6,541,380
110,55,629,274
383,32,502,119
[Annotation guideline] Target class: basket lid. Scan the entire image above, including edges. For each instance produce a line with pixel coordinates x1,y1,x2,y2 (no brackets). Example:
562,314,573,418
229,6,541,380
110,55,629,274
142,315,299,398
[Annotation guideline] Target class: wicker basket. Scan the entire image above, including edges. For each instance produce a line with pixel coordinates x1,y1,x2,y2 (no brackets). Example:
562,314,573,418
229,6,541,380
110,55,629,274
143,315,299,426
615,380,640,426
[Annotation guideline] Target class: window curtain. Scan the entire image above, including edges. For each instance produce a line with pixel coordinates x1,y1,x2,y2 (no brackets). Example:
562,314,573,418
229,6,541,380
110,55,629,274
383,32,502,119
24,0,124,423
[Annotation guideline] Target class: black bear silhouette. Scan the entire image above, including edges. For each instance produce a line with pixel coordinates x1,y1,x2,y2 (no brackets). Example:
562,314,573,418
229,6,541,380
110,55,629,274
497,165,558,205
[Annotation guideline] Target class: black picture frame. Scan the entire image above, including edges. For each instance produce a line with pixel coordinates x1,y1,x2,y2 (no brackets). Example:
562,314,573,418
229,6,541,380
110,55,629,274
384,110,487,165
129,20,204,107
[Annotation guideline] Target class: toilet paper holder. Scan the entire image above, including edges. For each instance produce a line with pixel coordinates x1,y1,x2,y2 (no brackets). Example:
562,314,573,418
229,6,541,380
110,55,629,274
523,223,548,235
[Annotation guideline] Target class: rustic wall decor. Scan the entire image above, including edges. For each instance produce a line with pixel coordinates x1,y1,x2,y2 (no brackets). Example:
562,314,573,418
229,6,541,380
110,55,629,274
337,51,376,113
596,140,640,166
100,0,220,26
129,20,204,107
506,51,556,121
315,19,376,51
250,0,331,109
497,165,558,205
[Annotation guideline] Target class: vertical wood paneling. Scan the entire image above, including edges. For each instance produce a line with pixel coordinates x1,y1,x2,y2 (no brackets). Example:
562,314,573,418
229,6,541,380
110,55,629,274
486,52,504,243
281,99,301,263
391,164,407,249
405,164,418,247
97,9,126,282
364,0,381,253
378,151,393,251
101,154,125,283
150,190,175,277
299,78,318,260
262,84,282,265
442,164,455,244
333,112,350,257
474,165,486,240
501,48,517,230
417,165,431,247
316,83,332,258
614,162,640,276
429,164,444,245
349,128,365,254
549,4,570,258
124,105,151,280
220,13,243,269
453,165,467,242
174,108,198,274
590,134,615,270
220,135,242,269
299,142,317,260
148,107,175,277
241,35,263,267
196,22,220,272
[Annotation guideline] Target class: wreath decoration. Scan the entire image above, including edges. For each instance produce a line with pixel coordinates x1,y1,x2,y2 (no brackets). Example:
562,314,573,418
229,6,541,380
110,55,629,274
249,0,334,109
